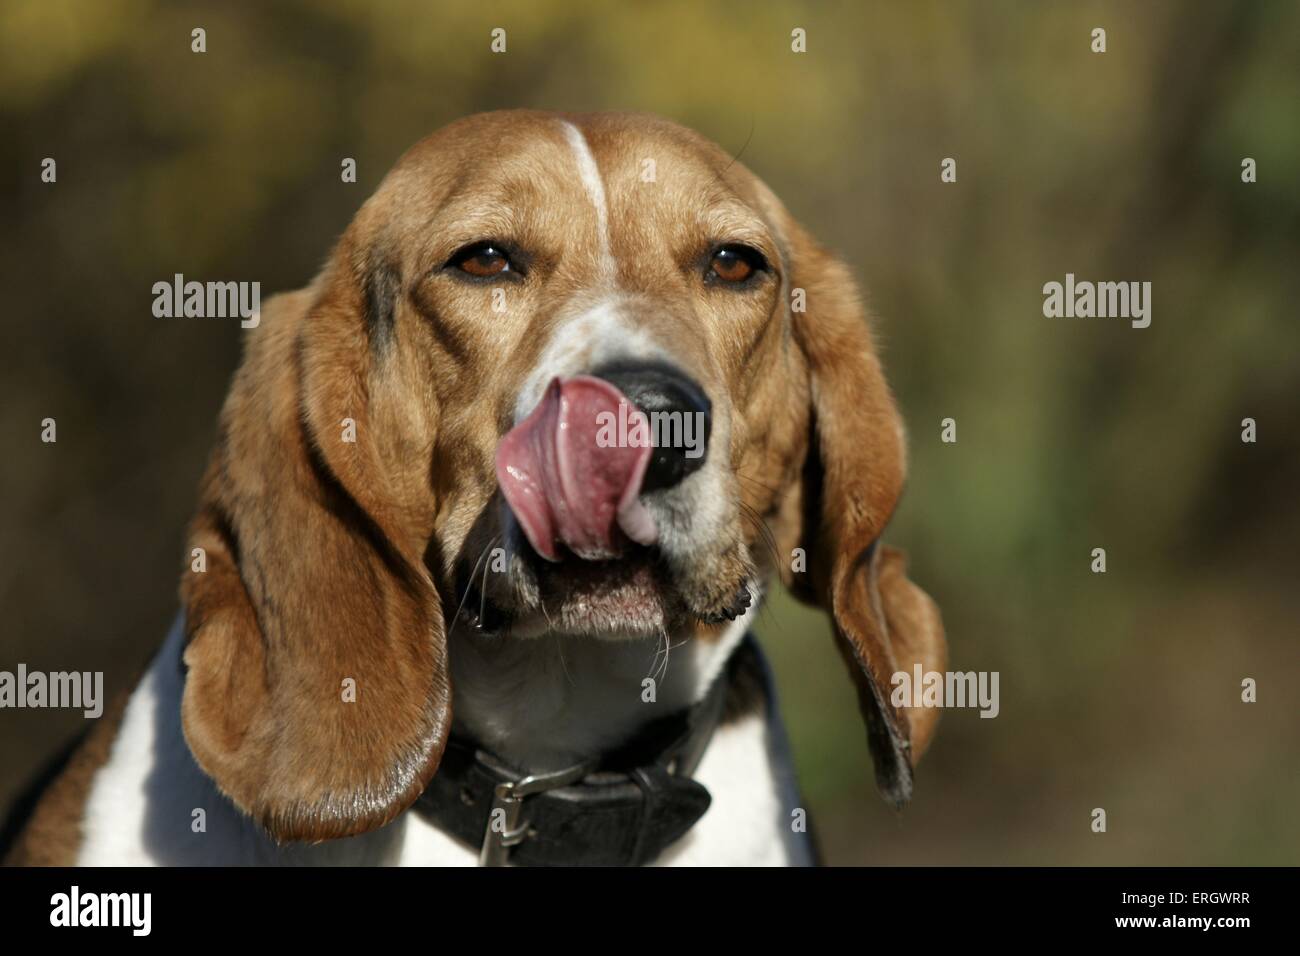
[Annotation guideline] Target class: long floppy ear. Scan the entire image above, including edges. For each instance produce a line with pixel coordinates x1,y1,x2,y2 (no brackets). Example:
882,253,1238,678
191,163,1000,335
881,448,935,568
784,223,947,808
179,255,450,843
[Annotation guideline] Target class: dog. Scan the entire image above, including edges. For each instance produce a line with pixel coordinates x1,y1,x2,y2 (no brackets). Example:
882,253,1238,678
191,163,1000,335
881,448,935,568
5,110,945,866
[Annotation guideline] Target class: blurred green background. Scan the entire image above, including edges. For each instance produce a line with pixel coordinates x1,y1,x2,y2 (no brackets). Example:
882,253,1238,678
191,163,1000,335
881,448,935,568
2,0,1297,864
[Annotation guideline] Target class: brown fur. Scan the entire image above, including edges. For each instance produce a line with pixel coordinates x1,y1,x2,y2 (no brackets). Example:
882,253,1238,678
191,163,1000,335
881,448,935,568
774,219,947,805
4,691,130,865
15,110,946,852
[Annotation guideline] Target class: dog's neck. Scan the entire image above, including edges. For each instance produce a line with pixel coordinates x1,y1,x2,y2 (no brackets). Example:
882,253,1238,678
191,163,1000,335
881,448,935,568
447,606,755,773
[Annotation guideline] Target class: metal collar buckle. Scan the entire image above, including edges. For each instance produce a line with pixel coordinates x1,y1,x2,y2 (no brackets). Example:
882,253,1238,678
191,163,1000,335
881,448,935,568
478,759,597,866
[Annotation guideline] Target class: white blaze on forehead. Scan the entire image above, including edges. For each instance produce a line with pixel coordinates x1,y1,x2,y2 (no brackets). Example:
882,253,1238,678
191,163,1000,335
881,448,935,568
512,125,661,424
560,120,615,277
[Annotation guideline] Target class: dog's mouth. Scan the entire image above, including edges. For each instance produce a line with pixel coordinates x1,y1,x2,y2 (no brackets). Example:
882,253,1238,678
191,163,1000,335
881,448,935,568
495,375,657,562
455,539,672,639
450,370,751,639
452,375,675,638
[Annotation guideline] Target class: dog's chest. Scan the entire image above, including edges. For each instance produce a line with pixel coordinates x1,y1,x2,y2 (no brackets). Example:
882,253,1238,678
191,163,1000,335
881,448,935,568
76,615,811,865
395,704,803,866
399,615,810,864
445,620,744,771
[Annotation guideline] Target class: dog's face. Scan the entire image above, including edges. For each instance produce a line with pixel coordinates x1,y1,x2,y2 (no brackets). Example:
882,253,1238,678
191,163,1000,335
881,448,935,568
179,110,945,843
353,112,807,640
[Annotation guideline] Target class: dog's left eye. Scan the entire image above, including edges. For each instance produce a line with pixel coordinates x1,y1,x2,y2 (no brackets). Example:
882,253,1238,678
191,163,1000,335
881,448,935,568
447,242,512,278
708,245,767,285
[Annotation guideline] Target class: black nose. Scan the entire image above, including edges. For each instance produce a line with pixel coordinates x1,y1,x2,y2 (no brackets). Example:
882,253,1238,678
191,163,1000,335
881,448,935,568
592,361,712,492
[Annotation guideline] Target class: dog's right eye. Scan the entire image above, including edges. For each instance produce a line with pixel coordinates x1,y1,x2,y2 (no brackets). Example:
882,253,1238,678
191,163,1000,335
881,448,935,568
446,242,512,279
705,244,768,286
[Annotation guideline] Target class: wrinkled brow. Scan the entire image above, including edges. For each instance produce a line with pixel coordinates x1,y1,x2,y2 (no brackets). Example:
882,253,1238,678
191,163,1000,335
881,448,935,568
408,199,522,271
699,201,778,259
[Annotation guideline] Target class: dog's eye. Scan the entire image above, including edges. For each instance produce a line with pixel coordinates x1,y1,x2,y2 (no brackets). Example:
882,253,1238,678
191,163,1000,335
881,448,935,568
448,242,512,278
708,245,766,284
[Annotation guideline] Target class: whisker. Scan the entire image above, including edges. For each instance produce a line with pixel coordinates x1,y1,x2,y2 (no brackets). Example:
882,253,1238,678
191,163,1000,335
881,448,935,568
713,112,756,184
650,634,689,684
739,501,783,573
648,628,670,683
477,533,502,625
735,470,781,497
555,633,575,686
448,538,495,637
647,631,668,682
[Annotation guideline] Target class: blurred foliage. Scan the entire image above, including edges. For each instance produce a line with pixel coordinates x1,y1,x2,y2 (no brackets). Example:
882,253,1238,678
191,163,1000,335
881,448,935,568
2,0,1297,864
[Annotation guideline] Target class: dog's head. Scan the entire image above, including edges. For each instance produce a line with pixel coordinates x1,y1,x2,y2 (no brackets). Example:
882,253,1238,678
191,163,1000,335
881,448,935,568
179,110,945,842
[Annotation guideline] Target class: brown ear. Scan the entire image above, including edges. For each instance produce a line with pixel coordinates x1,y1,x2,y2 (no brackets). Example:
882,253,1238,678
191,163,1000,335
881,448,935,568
785,225,946,808
180,266,450,843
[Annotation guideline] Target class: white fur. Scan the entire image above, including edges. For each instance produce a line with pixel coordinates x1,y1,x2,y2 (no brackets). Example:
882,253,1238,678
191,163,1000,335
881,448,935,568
78,618,402,865
69,119,809,867
448,601,752,772
512,121,739,575
511,119,666,420
657,710,812,866
561,120,614,280
75,609,808,865
510,291,737,578
513,296,668,422
399,696,809,866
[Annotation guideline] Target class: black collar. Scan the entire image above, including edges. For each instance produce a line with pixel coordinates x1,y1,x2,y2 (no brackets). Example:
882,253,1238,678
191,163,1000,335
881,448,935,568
413,635,750,866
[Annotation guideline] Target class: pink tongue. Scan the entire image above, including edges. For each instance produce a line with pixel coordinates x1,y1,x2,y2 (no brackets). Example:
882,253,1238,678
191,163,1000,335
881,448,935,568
496,376,657,562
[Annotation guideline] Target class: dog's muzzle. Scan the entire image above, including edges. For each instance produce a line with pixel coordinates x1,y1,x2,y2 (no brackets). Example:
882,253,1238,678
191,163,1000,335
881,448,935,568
495,363,712,563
